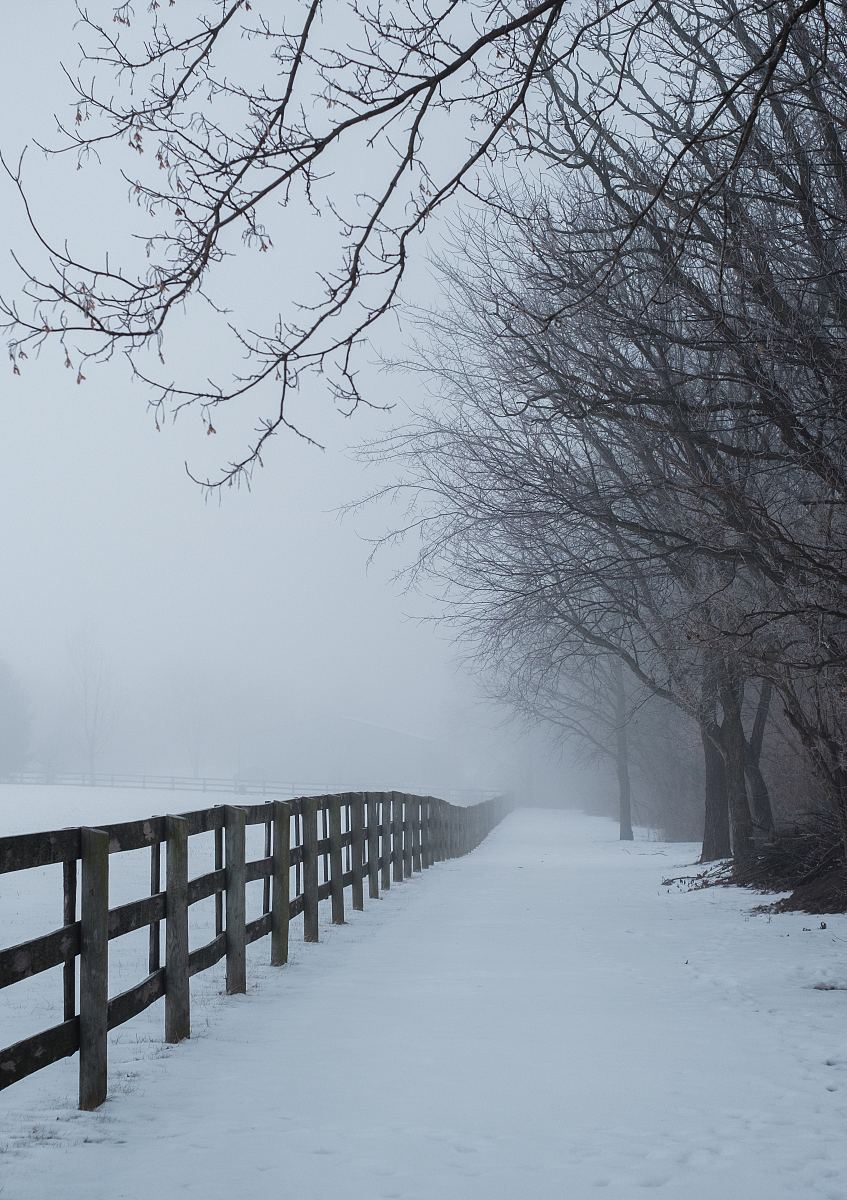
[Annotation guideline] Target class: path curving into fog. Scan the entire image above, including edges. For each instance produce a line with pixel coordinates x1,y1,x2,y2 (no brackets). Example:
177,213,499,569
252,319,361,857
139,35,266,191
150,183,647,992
3,809,847,1199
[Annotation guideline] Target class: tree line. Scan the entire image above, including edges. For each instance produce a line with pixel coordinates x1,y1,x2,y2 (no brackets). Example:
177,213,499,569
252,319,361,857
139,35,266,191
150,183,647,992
366,0,847,879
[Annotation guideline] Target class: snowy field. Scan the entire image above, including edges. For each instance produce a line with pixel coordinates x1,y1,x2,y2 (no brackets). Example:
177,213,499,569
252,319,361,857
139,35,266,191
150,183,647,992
2,798,847,1199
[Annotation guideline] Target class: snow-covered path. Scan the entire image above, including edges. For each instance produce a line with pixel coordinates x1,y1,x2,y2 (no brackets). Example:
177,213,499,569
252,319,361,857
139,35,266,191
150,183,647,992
3,809,847,1199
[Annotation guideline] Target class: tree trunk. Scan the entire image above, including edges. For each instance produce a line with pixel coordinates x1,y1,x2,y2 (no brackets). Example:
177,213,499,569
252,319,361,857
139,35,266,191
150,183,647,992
699,651,730,862
613,659,634,840
832,766,847,859
700,723,730,861
744,749,775,834
779,693,847,861
718,661,755,862
744,679,775,834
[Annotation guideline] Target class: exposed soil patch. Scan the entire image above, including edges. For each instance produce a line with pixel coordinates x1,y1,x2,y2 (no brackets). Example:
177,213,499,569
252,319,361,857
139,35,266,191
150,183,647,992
768,866,847,915
740,833,846,914
662,832,847,914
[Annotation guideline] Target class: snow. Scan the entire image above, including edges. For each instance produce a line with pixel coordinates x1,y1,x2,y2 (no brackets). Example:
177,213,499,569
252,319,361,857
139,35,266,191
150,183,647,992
2,800,847,1199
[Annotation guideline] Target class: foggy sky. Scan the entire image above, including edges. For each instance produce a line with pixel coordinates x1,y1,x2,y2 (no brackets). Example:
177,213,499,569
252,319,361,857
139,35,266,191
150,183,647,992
0,5,579,805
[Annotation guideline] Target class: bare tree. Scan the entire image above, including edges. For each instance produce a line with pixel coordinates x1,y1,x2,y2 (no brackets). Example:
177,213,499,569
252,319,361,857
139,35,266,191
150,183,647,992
363,344,754,857
369,0,847,861
1,0,836,484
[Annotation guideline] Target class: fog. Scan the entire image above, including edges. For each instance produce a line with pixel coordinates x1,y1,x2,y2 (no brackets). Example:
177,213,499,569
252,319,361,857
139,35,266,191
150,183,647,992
0,5,577,807
6,8,847,1193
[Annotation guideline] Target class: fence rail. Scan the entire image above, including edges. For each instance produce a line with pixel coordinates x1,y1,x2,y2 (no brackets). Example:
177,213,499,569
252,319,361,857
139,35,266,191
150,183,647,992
0,790,510,1109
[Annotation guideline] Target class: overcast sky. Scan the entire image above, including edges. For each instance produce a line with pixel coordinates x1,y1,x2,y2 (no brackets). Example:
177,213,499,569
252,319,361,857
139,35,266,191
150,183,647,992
0,4,582,805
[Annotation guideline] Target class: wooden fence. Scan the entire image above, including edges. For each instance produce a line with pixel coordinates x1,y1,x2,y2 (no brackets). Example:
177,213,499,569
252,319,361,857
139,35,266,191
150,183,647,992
0,791,510,1109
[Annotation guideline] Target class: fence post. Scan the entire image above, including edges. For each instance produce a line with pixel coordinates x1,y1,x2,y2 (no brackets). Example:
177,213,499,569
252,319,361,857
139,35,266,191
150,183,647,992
79,827,109,1111
427,797,437,866
438,799,448,862
392,792,404,883
412,797,422,873
321,801,330,891
225,806,247,994
417,800,426,870
380,794,391,891
329,796,345,924
148,840,162,975
214,825,224,937
165,815,190,1043
63,857,78,1021
403,795,414,876
303,797,320,942
351,793,365,911
262,816,272,915
271,800,291,966
366,793,380,900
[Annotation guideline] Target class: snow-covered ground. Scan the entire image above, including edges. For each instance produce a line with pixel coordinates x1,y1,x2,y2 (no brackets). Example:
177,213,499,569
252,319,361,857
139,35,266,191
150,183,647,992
2,799,847,1199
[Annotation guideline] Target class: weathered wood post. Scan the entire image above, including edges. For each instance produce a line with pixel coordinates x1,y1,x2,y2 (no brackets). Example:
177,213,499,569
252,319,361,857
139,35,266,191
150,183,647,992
366,793,380,900
435,800,445,861
294,808,303,899
303,796,320,942
62,857,78,1021
225,806,247,995
165,815,190,1043
402,794,414,876
420,798,431,870
392,792,404,883
271,800,291,966
351,793,365,911
412,797,422,873
380,794,391,891
329,796,345,925
148,840,162,975
214,825,224,936
262,816,273,914
321,802,330,888
427,797,437,865
79,827,109,1111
